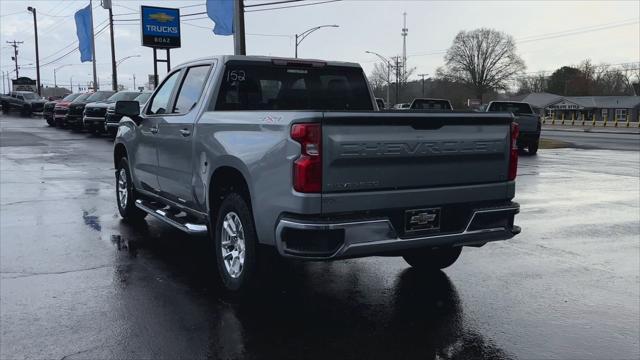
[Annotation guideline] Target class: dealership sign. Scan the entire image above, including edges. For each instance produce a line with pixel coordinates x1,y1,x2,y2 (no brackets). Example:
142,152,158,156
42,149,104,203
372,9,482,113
12,77,37,92
141,6,181,48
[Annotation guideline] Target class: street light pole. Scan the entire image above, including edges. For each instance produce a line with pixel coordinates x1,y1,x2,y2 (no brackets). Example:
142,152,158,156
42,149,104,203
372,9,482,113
27,7,41,95
295,25,339,58
116,55,141,68
365,50,394,106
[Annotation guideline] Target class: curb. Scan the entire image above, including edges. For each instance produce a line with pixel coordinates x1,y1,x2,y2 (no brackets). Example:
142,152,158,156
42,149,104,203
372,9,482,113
542,127,640,135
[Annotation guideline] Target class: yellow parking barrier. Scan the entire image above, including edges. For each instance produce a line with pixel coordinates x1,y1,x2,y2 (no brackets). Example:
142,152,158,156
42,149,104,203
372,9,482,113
592,114,596,126
614,117,618,127
581,114,586,126
571,113,575,126
551,112,555,125
626,113,630,128
561,113,565,125
603,115,607,127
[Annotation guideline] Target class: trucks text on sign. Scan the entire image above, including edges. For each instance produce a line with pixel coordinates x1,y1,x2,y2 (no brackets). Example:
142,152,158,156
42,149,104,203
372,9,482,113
140,6,181,48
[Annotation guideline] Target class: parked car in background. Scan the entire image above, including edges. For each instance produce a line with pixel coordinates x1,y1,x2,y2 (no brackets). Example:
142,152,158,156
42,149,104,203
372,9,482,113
83,91,141,134
43,93,81,126
375,98,385,110
393,103,411,110
485,101,541,155
64,91,115,128
0,91,46,116
410,98,453,111
105,91,152,135
55,93,93,127
112,55,520,294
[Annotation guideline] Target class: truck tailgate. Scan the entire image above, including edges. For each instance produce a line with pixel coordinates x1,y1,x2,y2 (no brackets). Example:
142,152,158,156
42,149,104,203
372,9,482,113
515,114,539,133
322,112,512,194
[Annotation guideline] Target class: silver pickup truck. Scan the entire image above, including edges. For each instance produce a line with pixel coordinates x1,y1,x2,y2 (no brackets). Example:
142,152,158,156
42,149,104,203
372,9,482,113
112,55,521,294
486,101,541,155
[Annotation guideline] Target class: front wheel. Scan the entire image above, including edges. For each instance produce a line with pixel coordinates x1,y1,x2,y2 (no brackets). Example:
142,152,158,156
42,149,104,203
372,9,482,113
403,247,462,270
213,193,258,295
116,157,146,221
528,140,539,155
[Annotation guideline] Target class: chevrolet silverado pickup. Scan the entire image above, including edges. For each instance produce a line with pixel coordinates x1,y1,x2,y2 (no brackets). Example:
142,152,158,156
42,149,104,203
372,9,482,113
55,93,92,127
44,93,80,126
83,91,141,134
486,101,541,155
65,90,114,128
1,91,46,116
112,56,521,294
410,98,453,111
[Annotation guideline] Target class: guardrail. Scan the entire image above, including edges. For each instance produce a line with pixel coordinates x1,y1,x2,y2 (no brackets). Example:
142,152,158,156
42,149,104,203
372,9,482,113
542,113,640,128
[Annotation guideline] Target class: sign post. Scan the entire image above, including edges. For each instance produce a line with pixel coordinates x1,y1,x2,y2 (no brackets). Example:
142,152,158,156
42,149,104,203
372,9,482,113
140,6,181,88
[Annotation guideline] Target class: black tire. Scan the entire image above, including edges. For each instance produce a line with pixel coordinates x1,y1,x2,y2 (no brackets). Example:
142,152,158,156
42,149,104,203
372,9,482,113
116,157,146,221
528,140,539,155
403,247,462,270
1,102,8,113
46,118,54,126
21,105,31,117
213,192,258,295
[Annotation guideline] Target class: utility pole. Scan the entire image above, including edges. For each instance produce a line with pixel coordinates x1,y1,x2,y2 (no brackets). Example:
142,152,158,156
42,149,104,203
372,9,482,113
102,0,117,91
392,56,401,104
418,73,428,96
233,0,246,55
2,71,5,93
27,7,41,95
89,0,98,90
401,12,408,83
6,41,23,78
132,74,136,90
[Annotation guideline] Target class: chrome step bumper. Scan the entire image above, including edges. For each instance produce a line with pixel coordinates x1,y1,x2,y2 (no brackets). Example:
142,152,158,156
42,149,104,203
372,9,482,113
135,199,208,235
275,204,520,260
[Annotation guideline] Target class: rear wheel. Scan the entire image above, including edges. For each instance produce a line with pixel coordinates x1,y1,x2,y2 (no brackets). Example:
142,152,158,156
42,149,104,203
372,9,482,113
21,105,31,117
528,140,539,155
116,157,146,221
403,247,462,270
213,193,258,295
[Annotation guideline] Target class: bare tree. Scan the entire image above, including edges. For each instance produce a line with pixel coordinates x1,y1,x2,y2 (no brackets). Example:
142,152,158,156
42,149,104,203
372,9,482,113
516,72,546,94
443,28,525,101
621,63,640,95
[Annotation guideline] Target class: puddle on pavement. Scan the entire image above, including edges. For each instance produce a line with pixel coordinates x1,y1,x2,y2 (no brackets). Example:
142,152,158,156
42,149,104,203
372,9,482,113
111,234,138,257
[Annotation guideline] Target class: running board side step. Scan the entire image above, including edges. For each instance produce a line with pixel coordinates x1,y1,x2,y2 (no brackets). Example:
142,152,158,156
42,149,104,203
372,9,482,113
135,199,208,235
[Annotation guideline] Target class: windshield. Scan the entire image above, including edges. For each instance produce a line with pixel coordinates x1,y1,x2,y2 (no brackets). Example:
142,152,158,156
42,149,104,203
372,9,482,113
134,92,152,104
22,93,39,100
72,93,92,102
86,91,115,102
62,93,81,102
214,62,373,111
411,99,452,110
107,92,142,102
488,102,532,114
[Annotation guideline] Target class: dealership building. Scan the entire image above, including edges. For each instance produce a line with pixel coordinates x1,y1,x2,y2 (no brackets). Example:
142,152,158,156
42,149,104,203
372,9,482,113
512,92,640,122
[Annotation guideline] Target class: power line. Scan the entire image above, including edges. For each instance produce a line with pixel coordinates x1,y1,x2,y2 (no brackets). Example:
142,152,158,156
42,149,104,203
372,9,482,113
245,0,304,8
245,0,342,12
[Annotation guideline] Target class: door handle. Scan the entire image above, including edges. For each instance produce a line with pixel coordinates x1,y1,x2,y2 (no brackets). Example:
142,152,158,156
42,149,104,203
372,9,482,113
179,129,191,137
149,126,158,134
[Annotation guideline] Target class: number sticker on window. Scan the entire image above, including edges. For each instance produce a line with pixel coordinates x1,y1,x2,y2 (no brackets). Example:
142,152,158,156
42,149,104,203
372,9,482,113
227,70,246,82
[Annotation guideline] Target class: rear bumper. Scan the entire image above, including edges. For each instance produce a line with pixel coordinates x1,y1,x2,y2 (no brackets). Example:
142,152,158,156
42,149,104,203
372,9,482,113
275,203,520,260
518,131,540,144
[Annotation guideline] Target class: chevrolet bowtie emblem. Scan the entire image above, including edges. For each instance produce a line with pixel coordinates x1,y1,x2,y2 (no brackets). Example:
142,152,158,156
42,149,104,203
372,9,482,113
149,13,174,22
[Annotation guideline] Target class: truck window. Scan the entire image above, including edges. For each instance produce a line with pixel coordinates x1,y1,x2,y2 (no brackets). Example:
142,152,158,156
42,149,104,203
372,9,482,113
147,70,181,115
173,65,211,114
214,62,373,111
488,102,532,114
411,99,451,110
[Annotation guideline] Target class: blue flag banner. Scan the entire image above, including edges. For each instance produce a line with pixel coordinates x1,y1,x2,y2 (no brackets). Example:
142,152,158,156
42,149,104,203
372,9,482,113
206,0,234,36
74,4,93,62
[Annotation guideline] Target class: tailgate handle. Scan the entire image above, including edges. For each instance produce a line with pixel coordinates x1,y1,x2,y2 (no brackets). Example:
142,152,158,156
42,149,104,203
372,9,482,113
179,128,191,137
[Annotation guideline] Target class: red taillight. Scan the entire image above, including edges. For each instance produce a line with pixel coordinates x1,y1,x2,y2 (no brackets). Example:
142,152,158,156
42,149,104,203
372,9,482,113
509,122,519,181
291,123,322,193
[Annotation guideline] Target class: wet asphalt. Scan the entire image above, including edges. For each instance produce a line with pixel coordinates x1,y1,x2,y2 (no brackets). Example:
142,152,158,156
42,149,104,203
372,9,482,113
541,129,640,151
1,115,639,360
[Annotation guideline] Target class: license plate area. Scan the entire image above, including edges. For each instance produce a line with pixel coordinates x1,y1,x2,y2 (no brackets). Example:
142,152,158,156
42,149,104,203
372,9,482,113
404,208,441,232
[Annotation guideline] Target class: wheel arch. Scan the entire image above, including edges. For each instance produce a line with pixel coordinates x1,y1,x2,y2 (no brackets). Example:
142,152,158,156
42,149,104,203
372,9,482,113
113,143,128,168
208,165,252,217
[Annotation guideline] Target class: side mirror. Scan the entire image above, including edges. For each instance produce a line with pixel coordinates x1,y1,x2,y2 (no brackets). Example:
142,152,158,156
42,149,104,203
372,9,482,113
115,100,141,124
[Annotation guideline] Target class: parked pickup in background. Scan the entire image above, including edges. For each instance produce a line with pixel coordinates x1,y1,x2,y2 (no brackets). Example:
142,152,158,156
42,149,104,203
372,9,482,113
485,101,541,155
410,98,453,111
112,55,521,294
65,91,114,128
54,93,92,127
105,91,152,136
83,91,141,134
0,91,46,116
43,93,80,126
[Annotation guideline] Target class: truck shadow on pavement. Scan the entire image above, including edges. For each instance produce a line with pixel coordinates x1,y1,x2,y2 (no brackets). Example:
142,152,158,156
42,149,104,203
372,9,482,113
108,219,511,360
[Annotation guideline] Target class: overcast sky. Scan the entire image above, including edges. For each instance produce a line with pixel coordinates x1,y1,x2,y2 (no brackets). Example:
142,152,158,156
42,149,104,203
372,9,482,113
1,0,638,91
